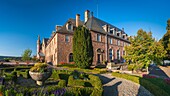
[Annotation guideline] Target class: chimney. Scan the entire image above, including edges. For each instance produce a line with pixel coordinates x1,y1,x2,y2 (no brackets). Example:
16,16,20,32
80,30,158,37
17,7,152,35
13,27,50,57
85,10,90,23
122,28,124,32
76,14,80,27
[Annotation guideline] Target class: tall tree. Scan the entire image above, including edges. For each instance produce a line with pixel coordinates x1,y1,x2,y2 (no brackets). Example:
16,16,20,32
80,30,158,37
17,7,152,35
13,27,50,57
22,49,32,61
73,26,93,69
160,19,170,59
124,29,166,70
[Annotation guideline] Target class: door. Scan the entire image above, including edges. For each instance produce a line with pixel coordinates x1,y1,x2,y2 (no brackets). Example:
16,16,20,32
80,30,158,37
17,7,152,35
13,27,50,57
97,54,101,63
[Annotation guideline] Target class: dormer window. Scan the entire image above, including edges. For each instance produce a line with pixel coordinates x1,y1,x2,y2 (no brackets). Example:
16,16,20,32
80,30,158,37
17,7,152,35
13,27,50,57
110,28,115,35
66,22,73,31
110,30,113,34
122,34,126,39
102,25,110,32
68,24,72,30
116,31,122,37
117,33,120,37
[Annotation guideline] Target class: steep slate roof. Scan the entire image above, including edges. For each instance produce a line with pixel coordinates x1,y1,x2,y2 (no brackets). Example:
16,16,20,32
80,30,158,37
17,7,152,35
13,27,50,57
57,18,84,33
43,38,49,45
47,16,129,46
85,16,126,34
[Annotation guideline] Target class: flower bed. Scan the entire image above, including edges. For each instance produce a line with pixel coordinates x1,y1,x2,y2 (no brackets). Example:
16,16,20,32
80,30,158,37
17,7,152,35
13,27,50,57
164,78,170,85
142,74,157,78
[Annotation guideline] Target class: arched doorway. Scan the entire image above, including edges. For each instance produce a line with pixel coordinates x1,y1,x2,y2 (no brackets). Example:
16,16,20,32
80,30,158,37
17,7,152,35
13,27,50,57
69,53,73,62
97,48,103,63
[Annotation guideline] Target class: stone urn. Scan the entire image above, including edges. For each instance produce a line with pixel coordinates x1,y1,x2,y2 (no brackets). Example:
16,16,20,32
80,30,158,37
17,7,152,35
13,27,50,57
29,69,52,86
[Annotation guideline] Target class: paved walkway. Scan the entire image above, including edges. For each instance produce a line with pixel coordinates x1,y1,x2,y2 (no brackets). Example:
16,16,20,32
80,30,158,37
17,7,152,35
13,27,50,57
96,73,153,96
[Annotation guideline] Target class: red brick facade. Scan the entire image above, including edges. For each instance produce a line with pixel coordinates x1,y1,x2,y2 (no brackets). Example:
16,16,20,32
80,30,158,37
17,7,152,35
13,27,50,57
37,10,130,66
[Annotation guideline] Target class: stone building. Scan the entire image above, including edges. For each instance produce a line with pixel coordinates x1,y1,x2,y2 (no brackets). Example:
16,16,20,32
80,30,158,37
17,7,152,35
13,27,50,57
37,10,130,65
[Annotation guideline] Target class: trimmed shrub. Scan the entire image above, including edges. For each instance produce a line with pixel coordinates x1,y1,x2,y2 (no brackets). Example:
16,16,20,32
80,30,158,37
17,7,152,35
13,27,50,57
90,88,103,96
25,70,30,78
58,80,66,87
50,70,60,80
68,76,85,87
64,87,93,96
89,75,102,90
11,71,17,82
0,85,4,92
59,74,70,81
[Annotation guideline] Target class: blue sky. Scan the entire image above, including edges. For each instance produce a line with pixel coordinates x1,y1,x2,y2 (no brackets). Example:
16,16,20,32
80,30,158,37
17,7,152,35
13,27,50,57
0,0,169,56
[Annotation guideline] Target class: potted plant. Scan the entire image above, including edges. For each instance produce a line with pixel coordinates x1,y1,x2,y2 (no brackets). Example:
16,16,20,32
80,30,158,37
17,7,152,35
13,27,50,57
29,63,52,86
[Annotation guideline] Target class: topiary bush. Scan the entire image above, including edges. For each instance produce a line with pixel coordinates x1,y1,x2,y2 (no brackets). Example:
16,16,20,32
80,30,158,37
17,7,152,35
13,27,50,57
89,75,102,90
25,70,30,78
58,80,66,87
68,75,87,87
11,71,17,82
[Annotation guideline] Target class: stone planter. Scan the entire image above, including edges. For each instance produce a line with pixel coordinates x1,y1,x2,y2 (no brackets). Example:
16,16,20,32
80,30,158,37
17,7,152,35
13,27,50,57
29,70,52,86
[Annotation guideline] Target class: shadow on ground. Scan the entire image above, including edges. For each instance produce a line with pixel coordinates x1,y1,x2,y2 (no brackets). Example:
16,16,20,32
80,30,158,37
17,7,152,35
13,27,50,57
95,74,122,96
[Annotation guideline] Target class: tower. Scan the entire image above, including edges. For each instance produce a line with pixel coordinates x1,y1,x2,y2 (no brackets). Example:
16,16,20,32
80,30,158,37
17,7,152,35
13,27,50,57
37,35,41,59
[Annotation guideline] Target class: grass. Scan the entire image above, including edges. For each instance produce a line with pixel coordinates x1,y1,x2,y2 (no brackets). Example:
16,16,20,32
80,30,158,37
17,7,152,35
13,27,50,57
112,72,170,96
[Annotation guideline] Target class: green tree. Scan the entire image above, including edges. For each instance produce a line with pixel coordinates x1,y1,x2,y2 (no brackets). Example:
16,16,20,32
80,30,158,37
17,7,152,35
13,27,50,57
73,26,93,69
22,49,32,61
124,29,166,70
160,19,170,59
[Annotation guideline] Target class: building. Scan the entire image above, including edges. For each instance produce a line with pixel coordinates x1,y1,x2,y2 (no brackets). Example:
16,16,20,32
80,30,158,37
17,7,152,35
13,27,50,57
37,10,130,65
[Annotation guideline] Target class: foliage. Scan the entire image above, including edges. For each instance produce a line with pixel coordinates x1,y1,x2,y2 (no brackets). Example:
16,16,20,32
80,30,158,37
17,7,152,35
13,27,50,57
160,19,170,59
21,49,32,61
50,70,60,80
64,87,93,96
112,72,170,96
0,85,4,92
30,63,48,73
73,26,93,69
58,80,66,87
57,63,76,68
124,29,166,70
71,70,88,80
3,58,11,62
68,75,86,87
88,75,102,90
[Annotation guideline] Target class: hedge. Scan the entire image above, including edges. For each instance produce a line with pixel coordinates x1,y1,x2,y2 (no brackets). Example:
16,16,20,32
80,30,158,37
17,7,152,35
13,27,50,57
68,75,86,87
58,80,66,87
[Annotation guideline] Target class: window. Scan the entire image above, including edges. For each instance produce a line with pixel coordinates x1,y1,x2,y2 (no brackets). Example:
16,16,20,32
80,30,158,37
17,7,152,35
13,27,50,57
97,34,101,42
109,49,113,61
123,35,125,39
110,30,113,34
69,53,73,62
117,50,120,60
110,38,113,44
117,33,120,36
68,23,72,30
117,40,120,46
123,50,125,55
65,35,69,42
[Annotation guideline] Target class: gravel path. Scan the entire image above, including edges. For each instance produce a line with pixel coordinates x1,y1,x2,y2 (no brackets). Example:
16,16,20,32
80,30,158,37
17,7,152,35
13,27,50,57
96,73,153,96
